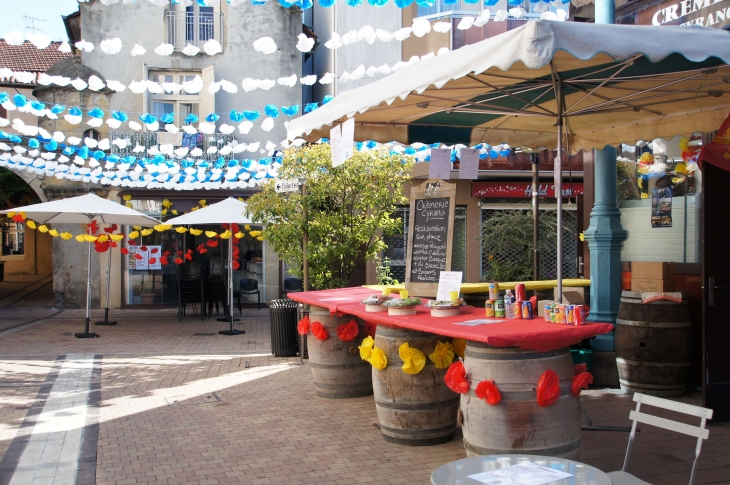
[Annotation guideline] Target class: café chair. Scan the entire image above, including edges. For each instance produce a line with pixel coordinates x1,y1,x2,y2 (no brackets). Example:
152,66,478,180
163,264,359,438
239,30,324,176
283,277,303,298
237,278,260,312
608,393,713,485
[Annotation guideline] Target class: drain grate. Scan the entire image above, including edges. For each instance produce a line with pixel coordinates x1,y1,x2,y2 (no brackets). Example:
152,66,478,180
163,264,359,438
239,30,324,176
165,392,222,406
193,333,215,336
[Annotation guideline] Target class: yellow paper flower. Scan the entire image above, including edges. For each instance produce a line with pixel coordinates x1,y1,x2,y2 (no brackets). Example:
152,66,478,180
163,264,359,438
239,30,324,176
452,338,466,359
38,225,48,233
249,230,261,237
191,206,199,211
7,212,15,218
109,234,125,241
49,229,59,237
257,236,264,241
162,199,172,208
125,202,133,208
359,336,375,360
141,229,153,236
237,197,245,202
219,230,232,239
123,195,132,201
175,227,188,233
153,224,167,232
205,230,218,238
367,347,387,370
97,234,109,243
171,210,178,215
26,220,36,229
161,209,167,216
399,342,426,375
428,341,455,369
199,199,206,206
234,231,244,239
60,232,73,240
133,226,141,230
83,234,98,242
75,234,85,242
244,224,251,231
128,231,140,239
190,228,203,236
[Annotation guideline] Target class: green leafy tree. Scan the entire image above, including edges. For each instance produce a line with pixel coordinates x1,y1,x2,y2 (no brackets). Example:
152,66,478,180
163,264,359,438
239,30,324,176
247,144,413,289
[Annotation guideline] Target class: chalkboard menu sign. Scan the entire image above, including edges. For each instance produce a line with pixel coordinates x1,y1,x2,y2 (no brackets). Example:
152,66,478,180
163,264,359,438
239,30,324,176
405,179,456,297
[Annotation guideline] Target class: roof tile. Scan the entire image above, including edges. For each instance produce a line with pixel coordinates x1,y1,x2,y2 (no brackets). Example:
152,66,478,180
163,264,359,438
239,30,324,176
0,40,72,73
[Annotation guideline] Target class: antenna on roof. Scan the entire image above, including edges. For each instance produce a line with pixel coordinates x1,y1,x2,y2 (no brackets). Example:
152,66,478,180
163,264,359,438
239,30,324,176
23,14,47,35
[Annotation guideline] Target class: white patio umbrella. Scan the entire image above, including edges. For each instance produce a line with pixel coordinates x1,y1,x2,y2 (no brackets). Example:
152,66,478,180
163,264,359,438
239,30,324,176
286,20,730,299
165,197,259,336
0,193,158,338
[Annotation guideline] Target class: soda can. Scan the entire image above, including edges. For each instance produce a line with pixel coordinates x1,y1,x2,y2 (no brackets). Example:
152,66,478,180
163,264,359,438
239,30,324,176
566,305,575,325
522,301,533,320
488,282,500,301
544,302,552,322
514,302,523,319
485,300,495,318
574,305,585,325
551,304,559,323
494,299,505,318
515,283,526,302
556,305,565,324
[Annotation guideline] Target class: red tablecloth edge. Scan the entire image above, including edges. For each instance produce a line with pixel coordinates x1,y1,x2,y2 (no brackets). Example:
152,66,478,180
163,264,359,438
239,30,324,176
288,288,613,353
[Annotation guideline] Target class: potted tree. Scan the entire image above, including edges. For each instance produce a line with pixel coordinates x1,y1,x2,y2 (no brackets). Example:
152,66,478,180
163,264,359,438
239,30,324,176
139,277,155,305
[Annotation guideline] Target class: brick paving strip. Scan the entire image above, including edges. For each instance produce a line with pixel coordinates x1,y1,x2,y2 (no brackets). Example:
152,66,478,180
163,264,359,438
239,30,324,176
0,354,100,485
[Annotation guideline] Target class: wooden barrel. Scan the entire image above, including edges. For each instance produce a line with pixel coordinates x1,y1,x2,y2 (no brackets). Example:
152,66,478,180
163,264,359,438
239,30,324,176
373,326,459,446
616,291,692,397
462,342,581,459
307,305,373,399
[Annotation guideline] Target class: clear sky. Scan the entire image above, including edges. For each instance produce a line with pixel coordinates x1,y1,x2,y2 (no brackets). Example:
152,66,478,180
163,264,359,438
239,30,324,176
0,0,79,42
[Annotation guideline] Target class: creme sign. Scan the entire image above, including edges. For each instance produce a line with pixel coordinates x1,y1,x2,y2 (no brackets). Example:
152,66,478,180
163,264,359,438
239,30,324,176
638,0,730,28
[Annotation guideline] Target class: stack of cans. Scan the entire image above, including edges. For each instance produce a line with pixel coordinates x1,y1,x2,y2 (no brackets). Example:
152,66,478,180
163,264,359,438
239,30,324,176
484,282,537,320
543,303,587,325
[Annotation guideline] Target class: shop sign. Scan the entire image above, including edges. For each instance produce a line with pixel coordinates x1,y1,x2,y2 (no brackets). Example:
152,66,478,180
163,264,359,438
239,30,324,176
636,0,730,28
471,182,584,198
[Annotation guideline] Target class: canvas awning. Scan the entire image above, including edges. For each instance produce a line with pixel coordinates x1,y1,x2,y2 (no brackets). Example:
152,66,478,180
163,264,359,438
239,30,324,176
286,20,730,154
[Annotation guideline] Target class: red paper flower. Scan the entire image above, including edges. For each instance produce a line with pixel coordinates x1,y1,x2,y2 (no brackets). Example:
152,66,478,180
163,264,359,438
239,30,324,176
222,223,229,230
103,224,118,234
574,363,587,376
88,220,98,235
206,239,219,248
109,241,118,248
149,258,157,264
297,315,310,336
444,362,469,394
128,239,138,246
310,321,329,341
140,246,148,252
231,223,240,234
364,321,377,338
232,260,240,270
120,248,130,255
176,250,182,255
134,253,143,260
537,370,561,407
475,380,502,405
571,372,593,396
164,250,170,256
150,248,159,254
11,214,25,223
336,320,359,342
174,257,184,264
93,241,110,253
160,256,168,265
185,252,193,261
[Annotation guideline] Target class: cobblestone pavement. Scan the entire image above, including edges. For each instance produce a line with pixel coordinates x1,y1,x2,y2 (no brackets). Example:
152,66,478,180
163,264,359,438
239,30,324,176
0,309,728,484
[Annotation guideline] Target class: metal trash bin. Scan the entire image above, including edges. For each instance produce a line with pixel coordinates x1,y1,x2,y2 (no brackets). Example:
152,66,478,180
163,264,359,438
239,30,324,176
269,299,299,357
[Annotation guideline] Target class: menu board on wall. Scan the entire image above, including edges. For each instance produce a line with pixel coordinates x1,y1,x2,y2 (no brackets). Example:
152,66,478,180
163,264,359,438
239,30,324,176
405,179,456,297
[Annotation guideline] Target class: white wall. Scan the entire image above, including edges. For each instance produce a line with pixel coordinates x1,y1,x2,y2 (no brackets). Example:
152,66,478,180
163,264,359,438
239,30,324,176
619,195,700,263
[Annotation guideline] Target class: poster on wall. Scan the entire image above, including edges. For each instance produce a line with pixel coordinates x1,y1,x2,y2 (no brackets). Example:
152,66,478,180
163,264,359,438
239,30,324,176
651,186,672,228
127,246,161,270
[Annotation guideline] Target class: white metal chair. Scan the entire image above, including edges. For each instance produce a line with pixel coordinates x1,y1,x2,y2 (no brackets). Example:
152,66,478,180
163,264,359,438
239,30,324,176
608,393,713,485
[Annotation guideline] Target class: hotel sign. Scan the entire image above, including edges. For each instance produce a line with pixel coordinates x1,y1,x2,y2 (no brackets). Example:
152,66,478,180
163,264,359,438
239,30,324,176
637,0,730,28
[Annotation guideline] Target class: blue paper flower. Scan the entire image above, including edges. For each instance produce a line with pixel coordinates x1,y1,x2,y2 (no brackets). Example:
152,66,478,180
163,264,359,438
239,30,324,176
227,159,240,167
507,0,521,5
295,0,313,8
51,104,66,114
107,155,120,163
243,110,260,121
499,148,511,157
304,103,319,113
28,138,40,149
69,107,83,117
112,111,128,122
93,150,106,160
78,146,89,159
264,105,280,118
355,142,364,151
89,107,105,119
416,0,434,6
0,92,8,104
63,147,75,156
230,110,245,122
153,154,165,165
43,140,58,151
13,94,27,108
212,157,224,169
278,0,294,7
322,95,334,105
31,101,45,111
258,158,272,166
181,159,194,168
252,0,268,4
488,149,498,158
320,0,335,6
404,147,416,155
161,112,175,124
281,105,300,116
205,113,220,123
123,156,137,164
240,159,254,170
140,114,157,124
345,0,363,5
394,0,413,6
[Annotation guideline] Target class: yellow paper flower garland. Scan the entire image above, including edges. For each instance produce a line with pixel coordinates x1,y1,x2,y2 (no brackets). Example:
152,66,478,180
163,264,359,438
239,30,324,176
428,341,455,369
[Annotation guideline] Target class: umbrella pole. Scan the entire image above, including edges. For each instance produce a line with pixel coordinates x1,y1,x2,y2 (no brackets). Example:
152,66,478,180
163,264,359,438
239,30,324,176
76,240,99,338
95,247,117,326
556,82,564,303
220,233,244,336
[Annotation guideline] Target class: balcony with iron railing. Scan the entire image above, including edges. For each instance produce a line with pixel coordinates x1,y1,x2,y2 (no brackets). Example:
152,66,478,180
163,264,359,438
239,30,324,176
110,132,235,162
166,9,224,51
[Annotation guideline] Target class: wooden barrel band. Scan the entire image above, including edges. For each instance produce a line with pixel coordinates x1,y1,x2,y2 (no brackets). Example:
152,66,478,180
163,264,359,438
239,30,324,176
465,383,572,402
313,381,372,390
376,327,436,339
374,396,460,411
616,358,691,368
464,439,581,457
618,379,687,391
616,318,691,328
464,348,569,360
379,423,456,437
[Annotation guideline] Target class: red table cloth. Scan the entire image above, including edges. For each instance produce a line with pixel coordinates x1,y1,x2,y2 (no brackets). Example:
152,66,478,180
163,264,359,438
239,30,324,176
288,287,613,353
